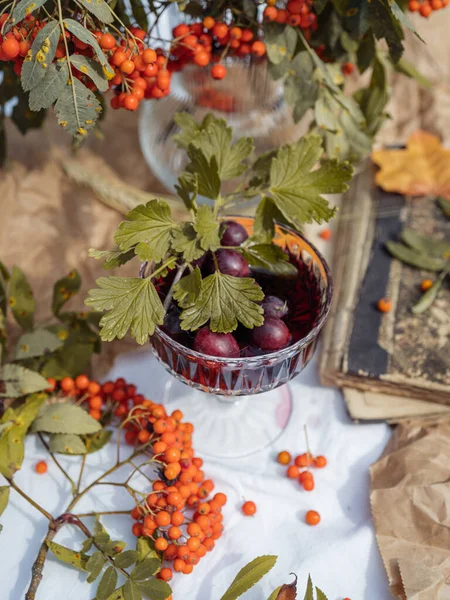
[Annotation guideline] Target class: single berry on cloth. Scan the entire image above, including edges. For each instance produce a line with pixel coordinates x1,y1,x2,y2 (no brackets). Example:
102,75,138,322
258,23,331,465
251,317,291,351
194,327,240,358
220,220,249,247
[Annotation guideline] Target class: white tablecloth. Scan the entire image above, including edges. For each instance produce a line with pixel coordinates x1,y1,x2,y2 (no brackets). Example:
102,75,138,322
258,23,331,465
0,350,392,600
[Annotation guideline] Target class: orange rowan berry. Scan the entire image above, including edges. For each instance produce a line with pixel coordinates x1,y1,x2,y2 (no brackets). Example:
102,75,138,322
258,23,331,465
138,429,151,444
89,409,101,420
314,455,327,468
203,538,215,551
319,228,332,240
2,37,19,58
196,544,207,557
242,501,257,516
182,563,193,574
211,64,226,79
203,16,215,29
276,8,288,22
87,381,101,395
155,537,168,552
187,536,200,552
165,463,181,481
112,49,127,66
302,477,315,491
299,470,313,484
251,40,266,56
35,461,47,474
287,464,300,479
305,510,321,525
264,6,278,20
277,450,292,465
198,502,210,515
121,59,135,74
287,0,303,12
159,567,173,581
132,522,143,536
114,404,127,416
377,298,392,313
420,279,433,291
131,506,142,520
408,0,420,9
419,2,432,15
168,526,182,540
144,515,157,531
100,33,115,49
167,491,182,506
155,511,171,527
164,543,178,560
212,22,228,38
164,447,181,463
187,522,202,537
213,492,227,506
46,377,57,392
194,50,210,66
295,452,313,468
60,377,75,392
173,23,190,37
173,558,185,573
177,545,190,561
89,396,102,410
171,511,184,526
102,381,115,395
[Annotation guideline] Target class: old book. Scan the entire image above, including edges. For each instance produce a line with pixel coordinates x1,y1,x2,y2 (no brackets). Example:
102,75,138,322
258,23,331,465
320,161,450,419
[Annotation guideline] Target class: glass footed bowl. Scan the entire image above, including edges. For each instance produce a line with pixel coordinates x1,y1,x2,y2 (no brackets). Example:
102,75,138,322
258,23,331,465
149,217,332,458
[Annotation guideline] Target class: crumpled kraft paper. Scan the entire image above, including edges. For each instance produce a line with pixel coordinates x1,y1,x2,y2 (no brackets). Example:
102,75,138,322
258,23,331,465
370,417,450,600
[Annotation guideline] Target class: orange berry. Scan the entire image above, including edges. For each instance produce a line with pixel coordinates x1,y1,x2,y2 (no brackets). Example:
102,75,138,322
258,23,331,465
287,13,301,25
377,298,392,313
89,409,101,420
132,522,143,536
2,37,19,59
144,515,156,531
287,0,303,12
100,33,116,49
287,464,300,479
276,8,288,22
263,6,278,20
211,64,226,79
167,491,182,506
155,537,168,551
60,377,75,392
203,16,215,29
171,511,184,526
187,536,200,551
319,228,332,240
314,455,327,468
251,40,266,57
112,50,127,66
203,538,215,551
187,522,202,537
212,22,228,39
299,470,313,483
420,279,433,291
46,377,57,392
159,567,172,581
138,429,151,444
168,526,182,540
277,450,291,465
295,453,313,468
198,502,210,515
153,441,167,454
182,562,193,574
419,2,432,15
213,492,227,506
35,461,47,474
305,510,320,525
87,381,101,395
89,395,103,410
173,23,190,38
241,28,254,42
408,0,420,9
164,447,181,463
194,50,210,66
18,39,31,57
155,510,171,527
124,94,139,111
142,47,157,64
242,500,257,516
431,0,442,8
120,59,135,74
173,558,185,572
302,477,315,491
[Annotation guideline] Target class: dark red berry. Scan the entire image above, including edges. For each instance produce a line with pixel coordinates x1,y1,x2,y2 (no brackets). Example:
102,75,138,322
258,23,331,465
214,250,250,277
251,317,291,352
220,221,248,247
193,327,240,358
261,295,288,318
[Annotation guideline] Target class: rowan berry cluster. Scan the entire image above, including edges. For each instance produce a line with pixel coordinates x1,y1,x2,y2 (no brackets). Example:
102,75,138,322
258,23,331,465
263,0,317,35
408,0,449,16
0,13,38,73
278,450,327,492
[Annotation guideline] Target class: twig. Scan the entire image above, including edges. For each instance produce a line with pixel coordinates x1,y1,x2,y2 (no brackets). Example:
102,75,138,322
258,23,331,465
25,518,63,600
7,479,53,521
76,452,87,494
73,510,131,518
38,433,77,495
163,263,187,310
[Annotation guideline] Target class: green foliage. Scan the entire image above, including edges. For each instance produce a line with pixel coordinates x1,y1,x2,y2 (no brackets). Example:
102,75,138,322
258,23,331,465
412,271,448,314
0,485,10,517
219,555,277,600
9,266,35,331
49,433,87,454
32,404,102,435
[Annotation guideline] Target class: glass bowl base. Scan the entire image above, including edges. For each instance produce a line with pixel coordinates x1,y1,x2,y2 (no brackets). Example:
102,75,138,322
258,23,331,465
161,376,293,459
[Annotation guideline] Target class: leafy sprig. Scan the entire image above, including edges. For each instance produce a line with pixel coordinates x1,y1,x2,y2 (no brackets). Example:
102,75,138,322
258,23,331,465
87,115,353,344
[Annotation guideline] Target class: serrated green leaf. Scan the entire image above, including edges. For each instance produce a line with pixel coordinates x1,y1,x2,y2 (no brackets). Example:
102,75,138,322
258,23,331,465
52,269,82,315
48,541,89,571
96,566,118,600
89,248,136,270
219,555,277,600
124,580,142,600
315,587,328,600
437,196,450,218
32,404,102,435
269,135,352,229
130,557,160,580
85,429,112,453
78,0,114,23
70,55,109,93
194,205,221,251
54,78,101,137
114,200,175,262
303,575,313,600
369,0,404,63
29,60,68,111
171,224,204,262
0,364,48,397
186,147,221,200
86,550,106,583
252,196,285,244
412,271,448,315
175,171,198,212
401,229,450,258
114,550,140,569
0,486,10,517
85,277,165,345
49,433,87,455
173,267,202,309
10,0,48,26
243,244,297,276
267,586,281,600
136,579,172,600
180,272,264,334
41,341,96,380
386,242,446,271
21,22,60,92
357,34,376,73
173,112,204,149
15,329,63,360
265,23,298,65
136,537,159,563
9,266,35,330
63,19,109,68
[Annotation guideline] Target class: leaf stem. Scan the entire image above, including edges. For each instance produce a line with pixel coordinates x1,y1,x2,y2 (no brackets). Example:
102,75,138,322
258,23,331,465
76,452,87,494
73,510,131,518
38,433,77,495
7,478,53,521
163,263,187,311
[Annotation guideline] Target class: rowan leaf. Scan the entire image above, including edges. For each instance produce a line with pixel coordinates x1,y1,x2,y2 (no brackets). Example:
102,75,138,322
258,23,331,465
412,271,448,314
86,550,106,583
180,272,264,333
9,266,35,330
173,267,202,309
303,575,313,600
0,364,48,397
265,23,298,65
54,78,101,137
52,269,81,314
113,200,175,262
114,550,139,569
96,566,118,600
242,245,297,276
171,224,204,262
48,541,89,571
267,586,282,600
268,135,352,228
32,404,102,435
85,429,112,453
78,0,114,24
15,329,63,360
219,555,277,600
385,242,447,271
85,277,165,344
136,537,159,563
63,19,109,68
27,60,68,111
123,580,142,600
21,21,60,92
194,205,220,251
106,588,125,600
130,0,148,30
0,486,10,517
186,147,221,199
315,587,328,600
10,0,48,27
70,55,109,93
49,433,87,454
401,228,450,258
136,579,172,600
130,557,160,580
89,248,135,270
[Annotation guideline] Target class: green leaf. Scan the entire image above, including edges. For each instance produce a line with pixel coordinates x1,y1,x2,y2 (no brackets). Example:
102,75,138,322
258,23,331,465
0,364,48,397
85,429,112,453
173,112,205,149
252,196,287,244
400,228,450,258
393,57,431,90
49,433,87,455
412,271,448,315
355,57,388,137
194,205,221,251
21,21,60,92
136,579,172,600
54,78,101,137
315,587,329,600
28,60,69,111
52,269,82,315
70,55,109,93
123,580,142,600
96,566,118,600
85,277,165,345
175,172,198,212
186,147,221,200
130,557,160,580
303,575,313,600
171,224,204,262
357,34,376,73
130,0,148,29
114,200,175,262
9,266,35,331
15,329,63,360
86,550,106,583
106,588,125,600
437,196,450,218
267,586,282,600
136,537,159,563
265,23,298,65
89,248,135,270
41,341,96,380
180,272,264,334
369,0,404,63
173,267,202,309
114,550,140,569
389,0,423,41
81,538,93,553
63,19,109,68
219,555,278,600
78,0,114,23
386,242,447,271
243,244,297,276
0,486,10,517
32,404,102,435
269,135,352,228
10,0,48,26
48,541,88,571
